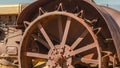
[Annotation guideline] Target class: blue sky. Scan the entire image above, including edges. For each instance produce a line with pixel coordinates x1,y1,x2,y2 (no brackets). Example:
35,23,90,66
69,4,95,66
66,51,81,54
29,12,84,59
94,0,120,5
94,0,120,11
0,0,34,4
0,0,120,11
0,0,120,5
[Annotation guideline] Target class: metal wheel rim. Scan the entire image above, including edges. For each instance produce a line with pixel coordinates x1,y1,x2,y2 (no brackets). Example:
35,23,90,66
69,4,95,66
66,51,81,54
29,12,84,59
19,11,101,68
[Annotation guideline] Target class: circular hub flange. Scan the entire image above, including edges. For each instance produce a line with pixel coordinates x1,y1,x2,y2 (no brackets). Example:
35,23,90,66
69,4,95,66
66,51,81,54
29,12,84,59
47,45,73,68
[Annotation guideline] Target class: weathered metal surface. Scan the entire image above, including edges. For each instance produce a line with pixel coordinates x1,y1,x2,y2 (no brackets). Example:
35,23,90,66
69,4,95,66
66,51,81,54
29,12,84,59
19,11,102,68
17,0,120,68
101,6,120,27
17,0,120,59
0,0,120,68
91,3,120,61
0,26,22,67
17,0,51,28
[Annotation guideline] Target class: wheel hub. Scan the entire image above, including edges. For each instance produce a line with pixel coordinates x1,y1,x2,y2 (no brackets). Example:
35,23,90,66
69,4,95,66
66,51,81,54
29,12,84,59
47,45,73,68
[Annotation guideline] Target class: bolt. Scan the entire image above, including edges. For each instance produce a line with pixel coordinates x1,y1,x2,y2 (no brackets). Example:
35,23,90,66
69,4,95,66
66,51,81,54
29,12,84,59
67,65,70,66
60,52,63,54
69,49,72,52
67,55,70,58
49,57,51,59
48,65,50,67
53,48,55,51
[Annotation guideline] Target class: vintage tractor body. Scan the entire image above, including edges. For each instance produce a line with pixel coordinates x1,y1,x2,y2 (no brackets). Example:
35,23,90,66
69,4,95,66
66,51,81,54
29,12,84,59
0,0,120,68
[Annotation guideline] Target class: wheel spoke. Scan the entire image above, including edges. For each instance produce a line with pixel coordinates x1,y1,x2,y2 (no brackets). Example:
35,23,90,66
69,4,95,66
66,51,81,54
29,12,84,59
71,43,96,56
61,17,71,46
71,30,88,49
24,21,30,25
38,23,54,49
31,34,50,49
58,16,63,41
24,21,30,28
81,58,99,64
26,52,48,59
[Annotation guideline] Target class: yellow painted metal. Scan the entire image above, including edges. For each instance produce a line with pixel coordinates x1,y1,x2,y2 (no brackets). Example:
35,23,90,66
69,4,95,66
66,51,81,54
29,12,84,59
0,65,17,68
33,59,48,68
0,4,21,15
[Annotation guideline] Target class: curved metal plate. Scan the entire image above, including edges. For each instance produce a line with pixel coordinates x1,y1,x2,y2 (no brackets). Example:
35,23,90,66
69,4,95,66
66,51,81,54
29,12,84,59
17,0,120,61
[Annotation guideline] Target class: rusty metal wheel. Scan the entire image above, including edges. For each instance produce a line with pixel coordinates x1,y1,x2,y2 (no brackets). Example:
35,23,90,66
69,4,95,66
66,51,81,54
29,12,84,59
19,11,101,68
